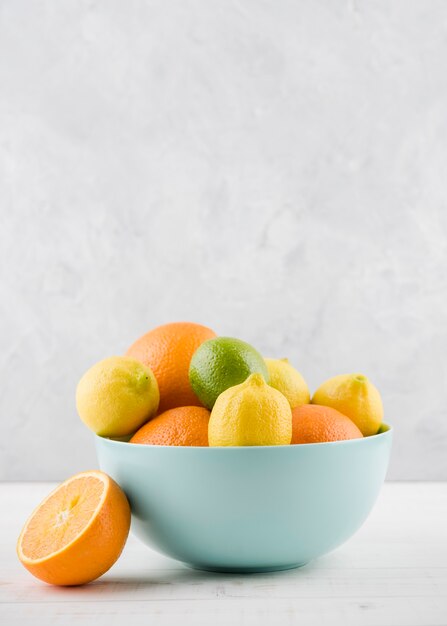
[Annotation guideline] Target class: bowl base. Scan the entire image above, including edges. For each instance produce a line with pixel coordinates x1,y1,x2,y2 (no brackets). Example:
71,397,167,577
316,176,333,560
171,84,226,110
188,562,308,574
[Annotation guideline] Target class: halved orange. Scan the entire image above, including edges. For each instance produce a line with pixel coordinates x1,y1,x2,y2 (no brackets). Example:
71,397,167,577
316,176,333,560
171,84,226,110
17,470,130,586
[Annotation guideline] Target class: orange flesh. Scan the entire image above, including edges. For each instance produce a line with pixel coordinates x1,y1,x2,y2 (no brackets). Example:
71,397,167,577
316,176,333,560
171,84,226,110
20,476,105,560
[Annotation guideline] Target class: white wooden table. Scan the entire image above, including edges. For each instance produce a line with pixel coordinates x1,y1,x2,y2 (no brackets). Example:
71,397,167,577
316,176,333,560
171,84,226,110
1,482,446,626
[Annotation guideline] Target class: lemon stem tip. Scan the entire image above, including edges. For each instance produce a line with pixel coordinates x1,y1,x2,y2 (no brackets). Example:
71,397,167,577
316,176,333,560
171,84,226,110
248,373,265,386
353,374,367,383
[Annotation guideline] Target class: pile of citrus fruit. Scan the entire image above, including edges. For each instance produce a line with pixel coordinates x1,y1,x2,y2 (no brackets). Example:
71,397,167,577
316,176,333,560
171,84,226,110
17,321,385,586
77,321,383,445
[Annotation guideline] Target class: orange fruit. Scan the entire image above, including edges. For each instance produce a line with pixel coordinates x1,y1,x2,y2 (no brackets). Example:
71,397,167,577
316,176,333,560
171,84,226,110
291,404,363,444
17,471,130,586
126,322,217,413
130,406,210,446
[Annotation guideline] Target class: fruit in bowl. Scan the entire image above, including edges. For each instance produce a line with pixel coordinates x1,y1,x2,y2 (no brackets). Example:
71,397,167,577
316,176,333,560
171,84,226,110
208,373,292,447
87,322,391,572
76,356,160,437
17,321,392,583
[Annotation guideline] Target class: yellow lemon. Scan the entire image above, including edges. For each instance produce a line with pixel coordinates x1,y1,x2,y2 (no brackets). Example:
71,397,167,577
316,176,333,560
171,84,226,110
76,356,159,437
312,373,383,436
264,358,310,408
208,373,292,446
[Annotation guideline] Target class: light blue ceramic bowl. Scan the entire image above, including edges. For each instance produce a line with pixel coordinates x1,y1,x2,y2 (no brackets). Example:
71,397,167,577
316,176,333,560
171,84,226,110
95,425,392,572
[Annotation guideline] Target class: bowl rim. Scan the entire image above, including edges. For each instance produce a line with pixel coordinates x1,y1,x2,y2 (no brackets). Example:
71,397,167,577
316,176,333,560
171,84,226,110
95,423,393,451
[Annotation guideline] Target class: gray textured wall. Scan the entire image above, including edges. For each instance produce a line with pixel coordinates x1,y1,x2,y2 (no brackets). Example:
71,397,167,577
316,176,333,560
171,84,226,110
1,1,446,480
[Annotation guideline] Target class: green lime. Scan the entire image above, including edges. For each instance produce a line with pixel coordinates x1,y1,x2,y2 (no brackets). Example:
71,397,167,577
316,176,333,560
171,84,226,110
189,337,269,409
